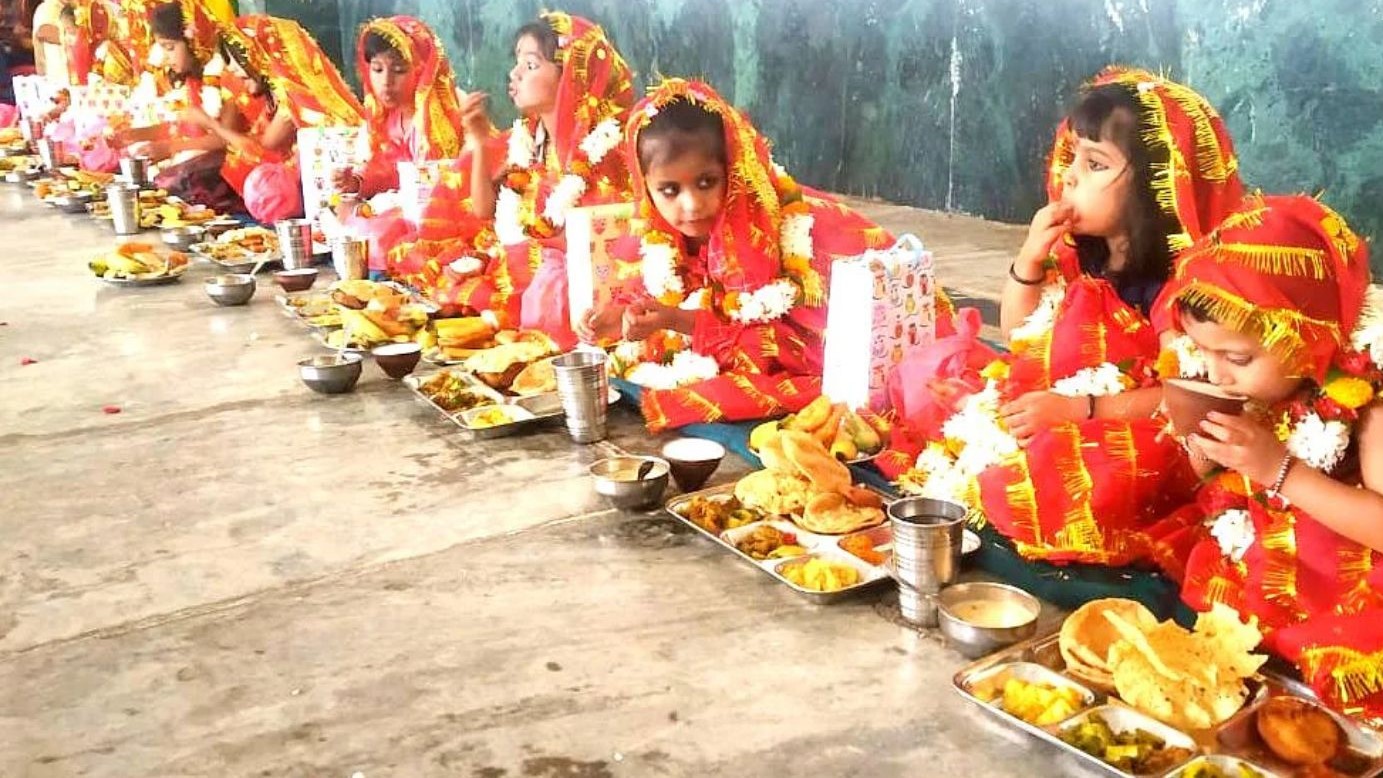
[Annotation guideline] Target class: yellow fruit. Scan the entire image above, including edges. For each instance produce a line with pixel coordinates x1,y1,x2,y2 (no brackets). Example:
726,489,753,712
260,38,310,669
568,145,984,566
829,422,859,462
749,420,781,452
787,395,833,433
814,405,845,446
338,308,389,343
844,410,883,454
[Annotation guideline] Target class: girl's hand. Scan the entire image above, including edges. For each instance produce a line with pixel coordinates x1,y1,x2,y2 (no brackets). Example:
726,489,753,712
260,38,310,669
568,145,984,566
331,168,361,194
576,303,625,345
178,104,212,129
1016,201,1075,277
621,299,672,342
458,91,491,144
1000,390,1087,445
1189,411,1287,485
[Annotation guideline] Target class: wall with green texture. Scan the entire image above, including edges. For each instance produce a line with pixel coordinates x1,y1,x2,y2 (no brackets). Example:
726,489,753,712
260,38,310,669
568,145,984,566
258,0,1383,253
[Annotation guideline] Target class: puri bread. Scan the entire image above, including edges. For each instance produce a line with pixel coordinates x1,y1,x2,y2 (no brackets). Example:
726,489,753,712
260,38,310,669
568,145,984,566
799,491,886,535
780,430,851,493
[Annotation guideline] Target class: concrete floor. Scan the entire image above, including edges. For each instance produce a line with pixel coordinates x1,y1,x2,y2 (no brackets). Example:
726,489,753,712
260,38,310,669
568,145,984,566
0,189,1109,777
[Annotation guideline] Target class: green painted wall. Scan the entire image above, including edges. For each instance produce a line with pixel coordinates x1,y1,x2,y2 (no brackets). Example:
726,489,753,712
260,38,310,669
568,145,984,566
262,0,1383,255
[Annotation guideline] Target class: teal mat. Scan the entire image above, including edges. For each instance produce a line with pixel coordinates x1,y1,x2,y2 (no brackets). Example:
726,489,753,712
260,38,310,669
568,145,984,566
613,377,1184,618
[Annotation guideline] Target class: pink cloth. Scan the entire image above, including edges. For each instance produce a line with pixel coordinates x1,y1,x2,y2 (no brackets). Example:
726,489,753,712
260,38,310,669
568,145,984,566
358,110,417,197
244,162,304,223
519,249,576,349
341,206,414,272
80,137,119,172
0,104,16,128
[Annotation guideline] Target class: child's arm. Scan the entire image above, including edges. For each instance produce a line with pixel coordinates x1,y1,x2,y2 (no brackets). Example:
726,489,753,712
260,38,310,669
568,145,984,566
1195,406,1383,552
1000,201,1073,338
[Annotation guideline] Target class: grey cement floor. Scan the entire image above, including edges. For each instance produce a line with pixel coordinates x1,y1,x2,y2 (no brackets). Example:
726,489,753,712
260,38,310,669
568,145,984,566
0,189,1106,777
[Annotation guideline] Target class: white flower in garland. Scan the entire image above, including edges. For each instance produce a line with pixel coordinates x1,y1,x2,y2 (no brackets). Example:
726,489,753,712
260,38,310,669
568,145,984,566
578,118,622,165
941,382,1020,475
640,239,682,300
1349,284,1383,366
505,119,536,169
494,187,526,246
1285,412,1350,473
625,350,720,390
780,212,814,260
1169,333,1208,378
1008,280,1066,344
679,288,710,311
730,279,800,324
1206,508,1254,562
1050,362,1133,398
541,174,586,228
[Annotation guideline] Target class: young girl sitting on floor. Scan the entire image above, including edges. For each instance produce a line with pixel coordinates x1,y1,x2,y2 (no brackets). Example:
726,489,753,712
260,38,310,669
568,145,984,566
879,68,1245,566
581,79,899,433
1146,193,1383,719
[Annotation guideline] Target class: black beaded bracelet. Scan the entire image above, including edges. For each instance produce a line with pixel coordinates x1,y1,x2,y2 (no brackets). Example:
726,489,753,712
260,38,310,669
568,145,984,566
1009,262,1045,286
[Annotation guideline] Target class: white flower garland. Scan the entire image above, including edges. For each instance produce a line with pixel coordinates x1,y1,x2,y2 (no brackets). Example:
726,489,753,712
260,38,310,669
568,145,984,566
1285,412,1350,473
639,239,683,299
1206,508,1254,562
495,117,623,244
494,187,526,246
624,350,721,390
1008,279,1066,344
639,211,814,325
1050,362,1133,398
729,279,800,324
1349,284,1383,366
578,118,622,165
1168,334,1209,378
780,212,814,262
541,174,586,228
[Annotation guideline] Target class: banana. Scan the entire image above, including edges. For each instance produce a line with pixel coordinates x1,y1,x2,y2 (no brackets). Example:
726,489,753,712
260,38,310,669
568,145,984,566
814,405,846,446
829,421,859,462
788,395,833,433
338,308,390,343
749,419,782,452
844,410,883,454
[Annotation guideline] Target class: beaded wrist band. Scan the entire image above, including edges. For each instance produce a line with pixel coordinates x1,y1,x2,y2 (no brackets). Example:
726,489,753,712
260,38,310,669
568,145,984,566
1269,453,1295,495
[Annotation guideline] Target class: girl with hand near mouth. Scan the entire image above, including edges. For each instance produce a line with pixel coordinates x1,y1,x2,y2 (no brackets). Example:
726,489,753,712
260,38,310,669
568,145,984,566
389,13,634,340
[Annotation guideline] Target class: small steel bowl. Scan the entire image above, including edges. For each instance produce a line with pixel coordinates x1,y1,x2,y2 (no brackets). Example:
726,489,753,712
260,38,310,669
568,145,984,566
298,353,364,395
204,273,256,307
274,267,318,293
162,225,206,252
590,456,670,511
937,582,1041,658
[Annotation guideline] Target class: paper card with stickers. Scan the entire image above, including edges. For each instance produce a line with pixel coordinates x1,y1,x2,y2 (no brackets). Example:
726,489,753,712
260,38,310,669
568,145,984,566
13,75,61,120
70,83,131,121
398,160,450,226
297,126,371,221
821,234,937,411
566,202,638,329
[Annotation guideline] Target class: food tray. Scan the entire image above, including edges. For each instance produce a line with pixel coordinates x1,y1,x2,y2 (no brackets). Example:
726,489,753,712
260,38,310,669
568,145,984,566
403,370,516,439
664,483,895,603
274,291,336,325
190,243,281,274
403,368,619,438
309,329,372,354
96,263,189,287
952,632,1383,778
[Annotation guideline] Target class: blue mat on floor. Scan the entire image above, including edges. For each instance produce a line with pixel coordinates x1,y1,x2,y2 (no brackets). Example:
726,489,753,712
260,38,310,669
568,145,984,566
613,376,1184,618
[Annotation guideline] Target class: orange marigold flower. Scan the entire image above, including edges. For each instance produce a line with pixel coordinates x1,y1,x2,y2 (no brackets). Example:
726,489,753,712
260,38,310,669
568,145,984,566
722,291,742,314
1154,348,1180,380
1324,376,1375,410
